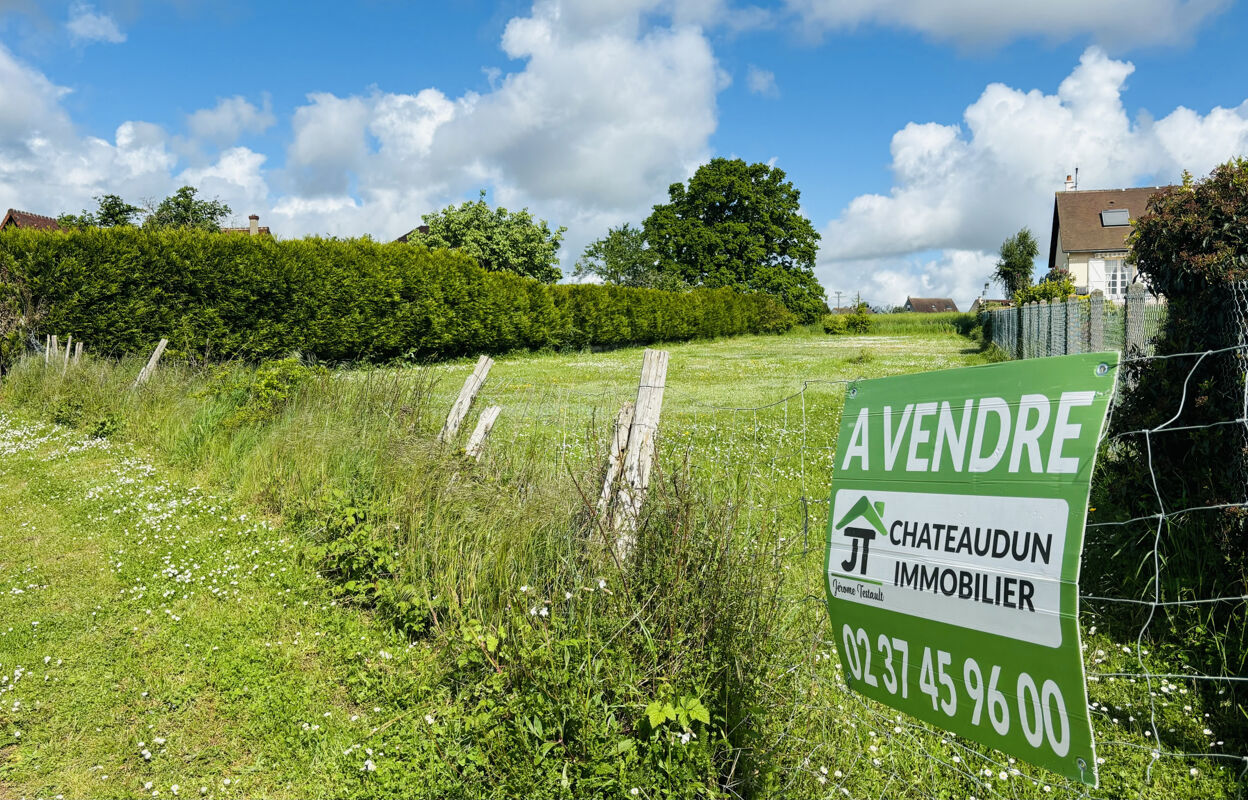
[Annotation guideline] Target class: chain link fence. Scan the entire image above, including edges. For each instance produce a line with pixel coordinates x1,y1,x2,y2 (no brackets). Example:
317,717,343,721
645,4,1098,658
985,284,1167,359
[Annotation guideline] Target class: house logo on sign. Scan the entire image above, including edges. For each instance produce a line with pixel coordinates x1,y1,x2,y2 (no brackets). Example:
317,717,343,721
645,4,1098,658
834,495,887,576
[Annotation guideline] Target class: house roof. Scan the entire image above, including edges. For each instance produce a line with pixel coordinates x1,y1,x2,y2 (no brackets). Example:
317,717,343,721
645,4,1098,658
905,297,958,312
1,208,61,231
394,224,429,244
221,225,273,236
1047,186,1170,269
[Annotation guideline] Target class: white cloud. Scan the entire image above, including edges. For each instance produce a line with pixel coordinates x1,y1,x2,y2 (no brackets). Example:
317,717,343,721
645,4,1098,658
820,249,998,311
264,0,722,246
785,0,1229,49
178,147,268,212
186,96,277,146
0,0,729,253
66,2,125,45
817,47,1248,308
746,65,778,97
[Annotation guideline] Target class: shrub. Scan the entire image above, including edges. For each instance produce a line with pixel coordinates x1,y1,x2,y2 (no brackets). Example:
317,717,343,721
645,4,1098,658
1090,160,1248,752
822,303,872,335
844,307,872,333
0,227,795,364
1014,273,1075,304
821,314,847,335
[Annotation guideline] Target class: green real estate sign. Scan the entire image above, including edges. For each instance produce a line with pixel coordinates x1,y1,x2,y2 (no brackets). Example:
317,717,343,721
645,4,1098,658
824,353,1117,786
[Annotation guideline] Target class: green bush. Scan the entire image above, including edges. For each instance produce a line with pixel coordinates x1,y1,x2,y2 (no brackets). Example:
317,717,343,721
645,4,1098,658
0,227,794,363
1013,273,1075,304
822,303,873,335
845,308,872,333
821,313,847,335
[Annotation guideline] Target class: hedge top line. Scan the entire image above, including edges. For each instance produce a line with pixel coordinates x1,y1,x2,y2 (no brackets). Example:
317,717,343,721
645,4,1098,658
0,226,796,364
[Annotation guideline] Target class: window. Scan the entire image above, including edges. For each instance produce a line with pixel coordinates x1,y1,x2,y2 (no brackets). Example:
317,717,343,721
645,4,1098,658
1101,208,1130,226
1105,259,1129,298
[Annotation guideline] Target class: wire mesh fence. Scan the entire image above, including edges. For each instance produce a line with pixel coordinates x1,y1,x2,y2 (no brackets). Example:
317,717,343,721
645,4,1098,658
986,285,1168,361
441,327,1246,798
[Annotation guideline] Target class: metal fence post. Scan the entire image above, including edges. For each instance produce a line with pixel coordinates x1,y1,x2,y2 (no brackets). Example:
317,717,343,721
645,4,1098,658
1054,298,1067,356
1090,291,1105,351
1065,298,1079,355
1044,299,1054,357
1020,302,1029,358
1125,283,1147,355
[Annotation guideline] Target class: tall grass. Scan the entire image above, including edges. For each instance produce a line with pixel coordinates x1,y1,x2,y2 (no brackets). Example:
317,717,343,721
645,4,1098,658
866,311,979,336
0,352,790,797
4,342,1243,798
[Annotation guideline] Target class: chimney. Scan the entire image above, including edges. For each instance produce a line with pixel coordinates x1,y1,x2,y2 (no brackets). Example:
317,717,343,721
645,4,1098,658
248,214,259,236
1064,174,1076,191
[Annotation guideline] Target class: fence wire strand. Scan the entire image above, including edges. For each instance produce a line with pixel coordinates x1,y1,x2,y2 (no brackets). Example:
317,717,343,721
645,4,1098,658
431,323,1246,798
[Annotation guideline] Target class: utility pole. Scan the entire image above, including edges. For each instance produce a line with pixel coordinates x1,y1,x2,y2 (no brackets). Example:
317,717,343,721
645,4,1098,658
834,291,843,311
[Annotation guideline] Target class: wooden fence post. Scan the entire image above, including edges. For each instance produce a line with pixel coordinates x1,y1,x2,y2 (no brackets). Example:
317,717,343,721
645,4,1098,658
611,348,669,560
62,334,72,373
73,341,84,364
464,405,502,461
597,402,635,517
132,338,168,388
49,335,58,364
44,335,50,366
439,355,493,443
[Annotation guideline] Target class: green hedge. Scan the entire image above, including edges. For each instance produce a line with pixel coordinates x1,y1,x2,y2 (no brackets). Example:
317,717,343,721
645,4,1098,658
0,227,794,361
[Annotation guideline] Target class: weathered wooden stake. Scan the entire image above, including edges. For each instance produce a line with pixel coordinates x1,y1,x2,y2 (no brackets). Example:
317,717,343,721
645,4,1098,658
439,355,493,443
43,335,50,366
611,348,669,559
73,341,84,364
132,338,168,388
49,335,58,364
464,405,502,461
62,335,72,373
596,401,635,518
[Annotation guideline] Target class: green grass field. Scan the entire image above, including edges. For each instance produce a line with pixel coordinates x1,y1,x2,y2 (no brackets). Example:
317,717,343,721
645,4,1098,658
1,326,1242,798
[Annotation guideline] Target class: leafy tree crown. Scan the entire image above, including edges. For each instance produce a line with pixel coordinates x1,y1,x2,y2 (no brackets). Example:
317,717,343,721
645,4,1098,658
414,191,566,284
642,158,826,322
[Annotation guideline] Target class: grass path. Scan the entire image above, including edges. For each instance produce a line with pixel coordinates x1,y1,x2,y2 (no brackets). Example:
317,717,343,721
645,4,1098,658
0,412,412,799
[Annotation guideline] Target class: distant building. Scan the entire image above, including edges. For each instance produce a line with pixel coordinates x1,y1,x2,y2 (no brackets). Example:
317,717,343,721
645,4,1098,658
394,225,430,243
221,214,272,237
904,297,958,313
1048,181,1170,300
1,208,61,231
969,298,1011,313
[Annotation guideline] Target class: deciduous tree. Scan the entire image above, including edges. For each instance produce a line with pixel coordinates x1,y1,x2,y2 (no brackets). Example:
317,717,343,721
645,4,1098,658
642,158,827,322
58,194,142,229
144,186,231,232
412,191,566,284
993,228,1038,297
573,223,672,288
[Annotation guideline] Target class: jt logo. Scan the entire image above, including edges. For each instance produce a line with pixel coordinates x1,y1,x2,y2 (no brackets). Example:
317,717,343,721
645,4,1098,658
840,526,876,574
833,495,887,578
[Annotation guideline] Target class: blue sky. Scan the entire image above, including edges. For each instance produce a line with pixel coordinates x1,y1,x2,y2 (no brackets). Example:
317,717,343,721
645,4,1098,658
2,1,1247,307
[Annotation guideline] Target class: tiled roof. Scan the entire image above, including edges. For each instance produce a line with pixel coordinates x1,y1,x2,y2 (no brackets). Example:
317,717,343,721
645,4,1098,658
221,226,272,236
1048,187,1171,269
1,209,61,231
394,225,429,244
906,297,959,313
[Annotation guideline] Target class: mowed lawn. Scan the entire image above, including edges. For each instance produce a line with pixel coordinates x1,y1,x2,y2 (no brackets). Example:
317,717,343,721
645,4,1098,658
0,414,421,800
